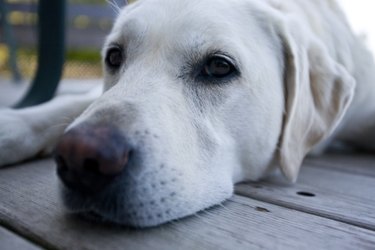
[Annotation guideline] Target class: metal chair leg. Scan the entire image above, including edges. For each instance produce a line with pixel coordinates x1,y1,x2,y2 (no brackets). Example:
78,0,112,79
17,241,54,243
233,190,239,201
14,0,66,108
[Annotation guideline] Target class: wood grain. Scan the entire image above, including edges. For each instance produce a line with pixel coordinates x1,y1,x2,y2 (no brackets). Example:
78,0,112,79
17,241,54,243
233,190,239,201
0,226,41,250
236,156,375,230
1,159,375,250
305,154,375,177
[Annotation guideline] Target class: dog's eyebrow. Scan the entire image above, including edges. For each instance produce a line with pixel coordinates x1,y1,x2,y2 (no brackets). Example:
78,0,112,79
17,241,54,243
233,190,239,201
192,48,240,68
106,42,122,49
178,47,241,81
104,18,146,50
187,38,241,68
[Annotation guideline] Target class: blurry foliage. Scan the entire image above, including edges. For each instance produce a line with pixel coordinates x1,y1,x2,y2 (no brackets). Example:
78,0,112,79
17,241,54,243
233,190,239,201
0,47,103,79
67,49,102,62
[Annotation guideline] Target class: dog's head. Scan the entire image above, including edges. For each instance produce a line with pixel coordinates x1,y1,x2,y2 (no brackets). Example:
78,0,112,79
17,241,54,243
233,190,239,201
55,0,354,227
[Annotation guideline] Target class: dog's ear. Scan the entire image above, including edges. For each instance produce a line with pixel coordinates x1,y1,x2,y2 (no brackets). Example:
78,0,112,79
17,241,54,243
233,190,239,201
273,14,355,182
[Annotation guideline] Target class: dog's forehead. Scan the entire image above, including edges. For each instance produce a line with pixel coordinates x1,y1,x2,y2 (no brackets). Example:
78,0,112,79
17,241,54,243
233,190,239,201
110,0,259,47
118,0,237,23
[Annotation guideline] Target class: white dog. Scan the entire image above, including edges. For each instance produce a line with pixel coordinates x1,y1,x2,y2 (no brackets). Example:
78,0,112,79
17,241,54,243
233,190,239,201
1,0,374,227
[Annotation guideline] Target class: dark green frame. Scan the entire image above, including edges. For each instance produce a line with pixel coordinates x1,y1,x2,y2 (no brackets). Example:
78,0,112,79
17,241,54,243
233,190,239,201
14,0,66,108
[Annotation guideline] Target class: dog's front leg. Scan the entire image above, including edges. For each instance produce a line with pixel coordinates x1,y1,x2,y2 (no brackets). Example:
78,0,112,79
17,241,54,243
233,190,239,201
0,86,102,167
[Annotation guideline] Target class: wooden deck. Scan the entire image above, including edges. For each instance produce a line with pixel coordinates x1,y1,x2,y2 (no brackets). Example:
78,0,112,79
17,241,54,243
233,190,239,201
0,81,375,249
0,154,374,250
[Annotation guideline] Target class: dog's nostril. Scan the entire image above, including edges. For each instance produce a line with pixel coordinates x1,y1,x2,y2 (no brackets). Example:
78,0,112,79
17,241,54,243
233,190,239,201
83,158,100,174
55,155,67,171
123,150,132,164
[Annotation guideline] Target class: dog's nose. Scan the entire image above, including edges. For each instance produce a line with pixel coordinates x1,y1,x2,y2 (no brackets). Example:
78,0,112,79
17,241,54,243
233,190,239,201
54,125,130,194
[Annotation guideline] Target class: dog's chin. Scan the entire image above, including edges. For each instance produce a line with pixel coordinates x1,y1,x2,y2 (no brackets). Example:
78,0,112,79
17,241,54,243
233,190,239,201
58,182,233,228
59,188,171,228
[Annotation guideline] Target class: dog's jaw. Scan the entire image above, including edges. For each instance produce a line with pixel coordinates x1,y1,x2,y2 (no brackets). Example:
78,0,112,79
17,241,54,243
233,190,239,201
59,159,234,227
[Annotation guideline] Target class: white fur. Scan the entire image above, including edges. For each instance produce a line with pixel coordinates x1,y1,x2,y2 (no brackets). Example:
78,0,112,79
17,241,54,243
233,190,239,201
0,0,374,227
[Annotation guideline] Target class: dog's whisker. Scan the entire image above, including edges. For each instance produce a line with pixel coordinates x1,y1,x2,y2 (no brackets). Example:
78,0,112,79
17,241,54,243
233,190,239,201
47,122,70,131
200,209,217,218
44,114,80,134
168,219,181,228
106,0,122,15
218,202,231,212
192,212,218,228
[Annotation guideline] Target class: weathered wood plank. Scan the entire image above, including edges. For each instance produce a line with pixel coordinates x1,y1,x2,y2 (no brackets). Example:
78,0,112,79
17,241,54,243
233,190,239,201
305,154,375,177
236,157,375,231
0,226,42,250
1,159,375,250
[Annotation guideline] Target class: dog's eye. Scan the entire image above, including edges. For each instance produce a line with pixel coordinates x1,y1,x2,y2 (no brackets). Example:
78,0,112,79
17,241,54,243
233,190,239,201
201,56,236,78
105,47,123,69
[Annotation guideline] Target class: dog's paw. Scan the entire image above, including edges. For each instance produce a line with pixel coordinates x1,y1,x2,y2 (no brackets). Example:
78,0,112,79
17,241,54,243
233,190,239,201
0,109,41,167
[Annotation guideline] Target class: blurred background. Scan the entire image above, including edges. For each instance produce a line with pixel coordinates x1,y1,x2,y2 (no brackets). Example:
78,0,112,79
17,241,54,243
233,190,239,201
0,0,136,83
339,0,375,56
0,0,374,86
